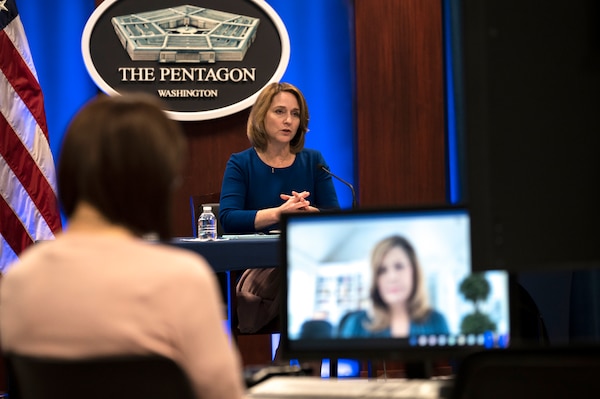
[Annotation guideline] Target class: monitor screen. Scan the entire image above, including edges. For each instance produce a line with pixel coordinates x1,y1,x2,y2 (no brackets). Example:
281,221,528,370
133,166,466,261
279,206,512,362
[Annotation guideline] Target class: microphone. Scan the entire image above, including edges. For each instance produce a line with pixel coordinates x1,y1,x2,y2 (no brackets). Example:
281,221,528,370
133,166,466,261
317,164,357,209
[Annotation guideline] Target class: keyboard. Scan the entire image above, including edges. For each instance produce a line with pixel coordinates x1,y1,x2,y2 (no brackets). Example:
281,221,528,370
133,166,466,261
247,376,453,399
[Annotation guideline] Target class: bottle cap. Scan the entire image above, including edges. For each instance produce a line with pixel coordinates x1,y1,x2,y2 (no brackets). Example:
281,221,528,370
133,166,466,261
203,206,212,211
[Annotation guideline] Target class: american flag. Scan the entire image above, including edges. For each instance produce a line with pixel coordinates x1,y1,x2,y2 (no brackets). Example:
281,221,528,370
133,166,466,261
0,0,61,271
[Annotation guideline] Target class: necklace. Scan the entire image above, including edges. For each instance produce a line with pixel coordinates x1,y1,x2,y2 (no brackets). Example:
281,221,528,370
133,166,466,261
257,150,295,173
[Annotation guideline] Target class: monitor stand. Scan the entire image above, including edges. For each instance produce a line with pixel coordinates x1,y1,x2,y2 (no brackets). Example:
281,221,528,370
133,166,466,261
363,360,434,379
404,361,433,379
329,358,338,378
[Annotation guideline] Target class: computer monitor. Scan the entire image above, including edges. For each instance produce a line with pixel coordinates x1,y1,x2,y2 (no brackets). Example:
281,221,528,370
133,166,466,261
279,206,513,365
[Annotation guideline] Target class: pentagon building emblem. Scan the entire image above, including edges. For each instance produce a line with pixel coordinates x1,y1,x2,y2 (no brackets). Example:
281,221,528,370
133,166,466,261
111,6,260,63
82,0,290,121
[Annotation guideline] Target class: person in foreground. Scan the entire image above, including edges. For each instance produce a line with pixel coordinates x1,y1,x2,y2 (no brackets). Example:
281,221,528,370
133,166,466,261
0,94,247,399
219,82,340,334
339,235,449,338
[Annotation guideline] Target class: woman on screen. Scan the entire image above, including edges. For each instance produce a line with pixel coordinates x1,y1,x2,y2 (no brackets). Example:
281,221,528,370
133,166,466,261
339,235,449,338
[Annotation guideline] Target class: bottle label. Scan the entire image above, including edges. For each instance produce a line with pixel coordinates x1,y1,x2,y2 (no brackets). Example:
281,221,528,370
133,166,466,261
198,213,217,240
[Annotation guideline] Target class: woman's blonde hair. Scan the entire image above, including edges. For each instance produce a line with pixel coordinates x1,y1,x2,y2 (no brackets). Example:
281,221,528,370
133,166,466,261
246,82,309,153
367,235,431,331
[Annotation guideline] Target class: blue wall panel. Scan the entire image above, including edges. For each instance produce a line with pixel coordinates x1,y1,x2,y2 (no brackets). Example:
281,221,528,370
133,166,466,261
18,0,98,161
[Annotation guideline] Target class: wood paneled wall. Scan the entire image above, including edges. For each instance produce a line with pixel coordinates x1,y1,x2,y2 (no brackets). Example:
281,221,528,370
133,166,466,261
174,111,250,237
355,0,447,207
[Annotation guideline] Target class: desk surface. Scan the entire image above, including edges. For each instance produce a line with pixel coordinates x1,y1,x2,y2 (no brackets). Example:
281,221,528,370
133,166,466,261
170,236,280,273
247,376,452,399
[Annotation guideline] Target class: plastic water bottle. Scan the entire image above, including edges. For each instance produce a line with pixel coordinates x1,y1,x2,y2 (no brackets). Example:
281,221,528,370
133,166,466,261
197,206,217,241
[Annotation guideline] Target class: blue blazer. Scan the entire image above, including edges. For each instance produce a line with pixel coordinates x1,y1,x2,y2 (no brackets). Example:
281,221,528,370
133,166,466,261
219,147,340,233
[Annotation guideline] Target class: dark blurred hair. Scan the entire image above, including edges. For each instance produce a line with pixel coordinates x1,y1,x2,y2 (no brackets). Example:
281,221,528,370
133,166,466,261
246,82,309,153
57,93,186,240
